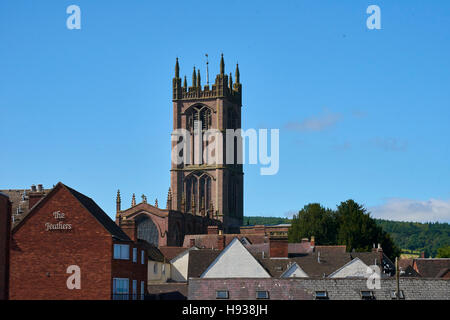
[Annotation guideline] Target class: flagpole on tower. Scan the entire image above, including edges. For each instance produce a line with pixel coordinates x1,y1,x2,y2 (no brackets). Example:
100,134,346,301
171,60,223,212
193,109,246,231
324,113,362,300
205,54,209,86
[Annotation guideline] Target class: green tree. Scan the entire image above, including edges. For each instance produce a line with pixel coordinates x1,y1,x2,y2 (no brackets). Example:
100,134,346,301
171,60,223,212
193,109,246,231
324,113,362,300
288,203,337,245
437,245,450,258
336,199,400,261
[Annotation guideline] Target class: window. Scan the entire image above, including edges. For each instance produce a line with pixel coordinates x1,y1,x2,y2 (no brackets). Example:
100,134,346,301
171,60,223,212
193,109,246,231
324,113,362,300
216,290,229,299
390,290,405,299
132,248,137,263
162,264,166,275
360,291,375,300
112,278,129,300
132,280,137,300
315,291,329,300
141,250,145,264
140,281,145,300
114,244,130,260
256,291,269,299
153,262,158,274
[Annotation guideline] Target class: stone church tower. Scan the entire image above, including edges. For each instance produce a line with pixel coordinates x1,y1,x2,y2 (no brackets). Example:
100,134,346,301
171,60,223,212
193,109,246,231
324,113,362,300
170,55,243,233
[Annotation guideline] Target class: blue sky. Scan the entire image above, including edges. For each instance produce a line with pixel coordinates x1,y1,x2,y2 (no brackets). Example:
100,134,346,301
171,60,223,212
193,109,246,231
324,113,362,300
1,1,449,222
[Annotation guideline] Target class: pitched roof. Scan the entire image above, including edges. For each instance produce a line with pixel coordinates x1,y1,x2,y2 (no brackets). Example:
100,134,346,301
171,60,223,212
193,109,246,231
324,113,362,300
12,182,131,241
138,240,165,262
401,265,421,277
159,246,190,261
187,249,221,278
0,187,51,227
64,185,131,241
413,259,450,278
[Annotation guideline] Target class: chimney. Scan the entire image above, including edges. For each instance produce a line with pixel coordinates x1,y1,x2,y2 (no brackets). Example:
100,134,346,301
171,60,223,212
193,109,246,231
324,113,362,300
189,238,196,248
208,225,219,235
420,252,425,258
120,220,137,242
269,231,288,258
28,184,46,208
217,234,226,250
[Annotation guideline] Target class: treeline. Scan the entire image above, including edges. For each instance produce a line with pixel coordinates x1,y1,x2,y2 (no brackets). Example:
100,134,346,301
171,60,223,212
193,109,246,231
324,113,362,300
243,216,291,226
245,200,401,261
244,203,450,259
375,219,450,257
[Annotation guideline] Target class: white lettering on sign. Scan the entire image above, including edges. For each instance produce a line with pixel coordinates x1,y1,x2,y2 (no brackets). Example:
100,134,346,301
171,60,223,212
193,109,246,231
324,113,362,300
45,211,72,231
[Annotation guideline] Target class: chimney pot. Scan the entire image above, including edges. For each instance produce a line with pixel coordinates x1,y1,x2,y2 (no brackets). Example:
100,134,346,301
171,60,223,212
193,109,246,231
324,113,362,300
37,184,43,192
31,185,37,192
189,238,196,248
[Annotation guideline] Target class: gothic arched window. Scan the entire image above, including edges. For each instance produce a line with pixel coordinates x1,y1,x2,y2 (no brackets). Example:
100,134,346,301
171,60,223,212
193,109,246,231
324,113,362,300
184,171,212,216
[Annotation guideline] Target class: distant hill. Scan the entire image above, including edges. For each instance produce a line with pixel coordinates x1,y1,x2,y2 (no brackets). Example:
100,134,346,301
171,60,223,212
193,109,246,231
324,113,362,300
375,219,450,257
243,216,291,226
244,216,450,257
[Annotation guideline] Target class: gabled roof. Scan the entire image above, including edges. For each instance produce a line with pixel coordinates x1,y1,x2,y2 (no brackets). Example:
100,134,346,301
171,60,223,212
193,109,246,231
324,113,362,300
159,246,191,262
328,257,370,278
188,249,221,278
138,240,165,262
413,259,450,278
401,265,421,277
280,262,308,278
200,238,271,278
13,182,131,241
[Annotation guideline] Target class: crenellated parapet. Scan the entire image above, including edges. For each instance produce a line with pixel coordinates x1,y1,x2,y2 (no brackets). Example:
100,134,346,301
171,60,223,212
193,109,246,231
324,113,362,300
173,54,241,103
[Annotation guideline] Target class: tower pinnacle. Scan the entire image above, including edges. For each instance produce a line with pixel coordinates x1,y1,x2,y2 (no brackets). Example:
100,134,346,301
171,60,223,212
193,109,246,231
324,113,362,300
220,54,225,75
175,57,180,78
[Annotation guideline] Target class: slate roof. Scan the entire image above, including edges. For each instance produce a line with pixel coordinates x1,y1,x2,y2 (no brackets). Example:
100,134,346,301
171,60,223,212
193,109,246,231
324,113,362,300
11,182,131,242
137,240,165,262
147,283,188,300
252,251,390,278
0,187,51,227
159,246,190,261
413,259,450,278
64,185,131,241
401,265,421,277
187,249,221,278
183,233,267,249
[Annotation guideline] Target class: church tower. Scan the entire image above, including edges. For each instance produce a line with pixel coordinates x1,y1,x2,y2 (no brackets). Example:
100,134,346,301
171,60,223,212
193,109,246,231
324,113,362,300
170,55,243,233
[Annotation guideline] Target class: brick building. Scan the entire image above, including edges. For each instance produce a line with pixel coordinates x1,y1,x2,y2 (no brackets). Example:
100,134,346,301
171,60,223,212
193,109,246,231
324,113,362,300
0,192,11,300
9,182,148,300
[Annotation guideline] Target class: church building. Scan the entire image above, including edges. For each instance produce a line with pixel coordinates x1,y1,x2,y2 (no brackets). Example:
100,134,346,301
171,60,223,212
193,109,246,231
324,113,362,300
115,55,243,247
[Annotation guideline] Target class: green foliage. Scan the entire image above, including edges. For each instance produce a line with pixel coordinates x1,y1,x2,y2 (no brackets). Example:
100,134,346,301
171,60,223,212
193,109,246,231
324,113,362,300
245,203,449,260
288,203,337,245
375,220,450,257
243,216,291,226
437,245,450,258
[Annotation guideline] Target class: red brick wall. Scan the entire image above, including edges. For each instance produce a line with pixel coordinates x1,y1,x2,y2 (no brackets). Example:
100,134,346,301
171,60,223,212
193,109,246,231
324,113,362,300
0,194,11,300
111,240,148,298
269,239,288,258
9,186,113,300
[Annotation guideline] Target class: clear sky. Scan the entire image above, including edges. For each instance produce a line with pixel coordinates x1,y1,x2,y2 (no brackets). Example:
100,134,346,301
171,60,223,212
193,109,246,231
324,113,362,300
1,1,449,223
